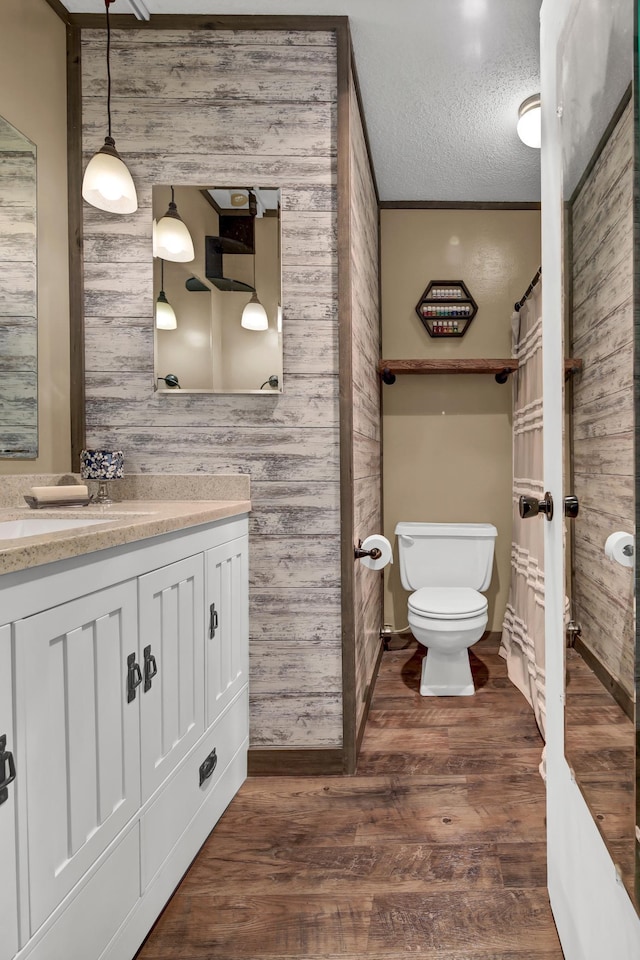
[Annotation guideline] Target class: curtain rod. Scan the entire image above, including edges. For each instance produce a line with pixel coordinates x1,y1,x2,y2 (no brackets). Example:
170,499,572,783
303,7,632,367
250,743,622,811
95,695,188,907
514,266,541,312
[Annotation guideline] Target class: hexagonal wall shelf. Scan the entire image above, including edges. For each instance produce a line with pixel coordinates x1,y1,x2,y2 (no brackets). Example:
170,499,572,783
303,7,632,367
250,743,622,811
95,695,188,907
415,280,477,338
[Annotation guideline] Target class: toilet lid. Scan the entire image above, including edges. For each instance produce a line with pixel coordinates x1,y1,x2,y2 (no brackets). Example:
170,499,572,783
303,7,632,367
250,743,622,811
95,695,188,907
408,587,488,620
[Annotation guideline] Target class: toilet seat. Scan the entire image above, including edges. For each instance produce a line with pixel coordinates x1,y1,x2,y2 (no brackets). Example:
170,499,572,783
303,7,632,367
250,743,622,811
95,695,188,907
408,587,487,620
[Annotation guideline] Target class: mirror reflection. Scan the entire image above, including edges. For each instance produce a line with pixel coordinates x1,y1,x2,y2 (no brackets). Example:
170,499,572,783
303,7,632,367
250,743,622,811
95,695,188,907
559,0,637,910
0,115,37,458
153,185,283,394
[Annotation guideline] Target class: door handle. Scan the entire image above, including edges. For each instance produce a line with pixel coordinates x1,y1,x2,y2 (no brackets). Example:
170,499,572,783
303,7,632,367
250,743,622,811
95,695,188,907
519,492,554,521
563,495,579,518
519,493,579,522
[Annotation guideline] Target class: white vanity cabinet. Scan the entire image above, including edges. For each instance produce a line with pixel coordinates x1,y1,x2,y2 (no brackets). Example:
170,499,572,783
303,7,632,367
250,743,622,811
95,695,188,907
14,581,141,934
138,553,205,801
3,512,249,960
205,537,249,725
0,623,18,960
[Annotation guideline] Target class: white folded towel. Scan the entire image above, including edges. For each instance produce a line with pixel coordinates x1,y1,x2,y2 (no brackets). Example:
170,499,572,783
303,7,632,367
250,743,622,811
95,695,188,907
30,485,89,503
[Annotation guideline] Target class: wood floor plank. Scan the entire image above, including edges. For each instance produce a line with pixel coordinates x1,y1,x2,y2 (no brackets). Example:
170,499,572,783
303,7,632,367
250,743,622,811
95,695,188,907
136,638,562,960
366,890,561,955
181,840,504,894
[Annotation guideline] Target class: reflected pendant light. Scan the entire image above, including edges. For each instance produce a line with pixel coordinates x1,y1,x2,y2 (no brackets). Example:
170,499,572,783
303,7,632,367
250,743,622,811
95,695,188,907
82,0,138,214
154,186,195,262
517,94,541,148
155,259,177,329
241,291,269,331
241,197,268,331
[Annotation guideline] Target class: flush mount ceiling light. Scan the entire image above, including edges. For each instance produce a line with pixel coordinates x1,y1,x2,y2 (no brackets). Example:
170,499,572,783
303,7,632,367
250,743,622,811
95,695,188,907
82,0,138,214
154,186,195,262
517,94,541,149
155,259,177,329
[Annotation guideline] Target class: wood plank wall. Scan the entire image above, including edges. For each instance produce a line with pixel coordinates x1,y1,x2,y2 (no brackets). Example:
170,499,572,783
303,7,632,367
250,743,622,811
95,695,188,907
348,77,382,740
80,27,345,750
571,100,634,698
82,22,380,772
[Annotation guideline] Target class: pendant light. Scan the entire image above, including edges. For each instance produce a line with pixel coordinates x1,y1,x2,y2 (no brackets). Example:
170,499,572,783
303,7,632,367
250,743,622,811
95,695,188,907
241,200,268,330
154,186,195,262
241,291,269,331
82,0,138,214
155,259,177,330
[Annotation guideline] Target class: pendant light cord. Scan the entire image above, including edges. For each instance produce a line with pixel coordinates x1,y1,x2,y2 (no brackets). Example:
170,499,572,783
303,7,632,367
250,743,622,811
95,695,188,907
105,0,114,139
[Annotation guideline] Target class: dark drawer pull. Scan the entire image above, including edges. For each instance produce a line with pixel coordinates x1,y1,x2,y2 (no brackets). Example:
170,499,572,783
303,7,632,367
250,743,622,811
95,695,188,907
0,734,16,806
199,747,218,786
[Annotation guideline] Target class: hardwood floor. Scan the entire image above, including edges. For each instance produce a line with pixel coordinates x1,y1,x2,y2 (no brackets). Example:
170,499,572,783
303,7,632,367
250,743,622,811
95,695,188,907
564,646,636,906
136,635,563,959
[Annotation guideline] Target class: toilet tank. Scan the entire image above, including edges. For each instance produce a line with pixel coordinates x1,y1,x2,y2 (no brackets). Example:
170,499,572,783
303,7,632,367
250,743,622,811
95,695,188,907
395,522,498,592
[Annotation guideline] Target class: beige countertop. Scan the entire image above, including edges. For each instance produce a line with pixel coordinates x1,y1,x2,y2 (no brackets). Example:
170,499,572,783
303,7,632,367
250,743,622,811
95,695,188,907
0,499,251,576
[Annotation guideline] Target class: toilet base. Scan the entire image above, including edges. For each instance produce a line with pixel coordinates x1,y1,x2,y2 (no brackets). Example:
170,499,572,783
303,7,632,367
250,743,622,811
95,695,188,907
420,647,474,697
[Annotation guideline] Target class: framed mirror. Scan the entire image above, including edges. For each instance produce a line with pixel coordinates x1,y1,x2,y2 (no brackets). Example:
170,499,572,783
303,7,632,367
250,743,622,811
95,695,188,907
153,185,283,394
0,114,37,458
560,0,637,909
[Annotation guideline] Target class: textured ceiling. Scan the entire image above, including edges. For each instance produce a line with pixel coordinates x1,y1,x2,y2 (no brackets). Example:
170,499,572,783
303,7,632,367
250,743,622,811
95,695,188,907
61,0,542,202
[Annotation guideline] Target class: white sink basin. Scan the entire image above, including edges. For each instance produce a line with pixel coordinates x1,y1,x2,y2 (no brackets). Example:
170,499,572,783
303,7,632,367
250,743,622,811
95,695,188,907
0,518,111,540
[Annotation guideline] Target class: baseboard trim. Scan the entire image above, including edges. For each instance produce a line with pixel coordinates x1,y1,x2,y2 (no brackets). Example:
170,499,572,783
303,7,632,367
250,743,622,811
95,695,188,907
356,638,385,757
247,747,344,777
573,636,634,721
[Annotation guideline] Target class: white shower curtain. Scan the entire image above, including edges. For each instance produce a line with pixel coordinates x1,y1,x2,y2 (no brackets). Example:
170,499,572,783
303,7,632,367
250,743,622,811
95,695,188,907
499,281,547,738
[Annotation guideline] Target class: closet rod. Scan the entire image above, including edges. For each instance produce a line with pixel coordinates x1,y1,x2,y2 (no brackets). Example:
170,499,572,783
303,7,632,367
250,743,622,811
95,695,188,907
514,266,541,312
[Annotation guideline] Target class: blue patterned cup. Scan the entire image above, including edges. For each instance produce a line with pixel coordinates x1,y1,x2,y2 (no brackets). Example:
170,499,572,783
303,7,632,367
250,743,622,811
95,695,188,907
80,449,125,480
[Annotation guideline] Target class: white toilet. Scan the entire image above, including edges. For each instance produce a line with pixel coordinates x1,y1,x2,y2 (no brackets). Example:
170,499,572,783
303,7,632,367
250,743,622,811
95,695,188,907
395,521,497,696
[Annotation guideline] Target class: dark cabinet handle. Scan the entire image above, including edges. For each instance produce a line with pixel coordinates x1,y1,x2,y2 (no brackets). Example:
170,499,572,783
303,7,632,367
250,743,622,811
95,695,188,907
0,734,16,806
143,645,158,693
209,602,219,639
199,747,218,786
127,653,143,703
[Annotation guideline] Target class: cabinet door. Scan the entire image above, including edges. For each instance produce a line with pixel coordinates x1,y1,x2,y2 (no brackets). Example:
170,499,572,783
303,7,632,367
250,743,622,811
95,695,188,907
139,553,205,802
205,537,249,727
14,581,140,935
0,624,18,960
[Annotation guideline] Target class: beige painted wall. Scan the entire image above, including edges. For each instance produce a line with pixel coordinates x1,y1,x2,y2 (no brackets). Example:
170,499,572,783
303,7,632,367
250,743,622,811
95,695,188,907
381,209,541,631
0,0,70,473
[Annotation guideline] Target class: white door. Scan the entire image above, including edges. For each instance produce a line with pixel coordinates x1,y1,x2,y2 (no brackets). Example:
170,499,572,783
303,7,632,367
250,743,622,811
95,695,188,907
14,581,140,935
138,553,205,801
205,537,249,727
0,623,18,960
541,0,640,956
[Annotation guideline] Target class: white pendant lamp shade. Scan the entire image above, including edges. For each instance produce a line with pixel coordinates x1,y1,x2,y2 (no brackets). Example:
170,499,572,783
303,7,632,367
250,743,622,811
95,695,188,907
154,198,195,263
82,137,138,214
82,1,138,214
241,292,269,331
517,94,541,148
156,291,177,330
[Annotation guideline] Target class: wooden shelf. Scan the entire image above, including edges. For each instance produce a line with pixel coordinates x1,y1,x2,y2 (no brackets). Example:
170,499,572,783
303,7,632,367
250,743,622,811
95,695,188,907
379,359,516,375
378,358,583,383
